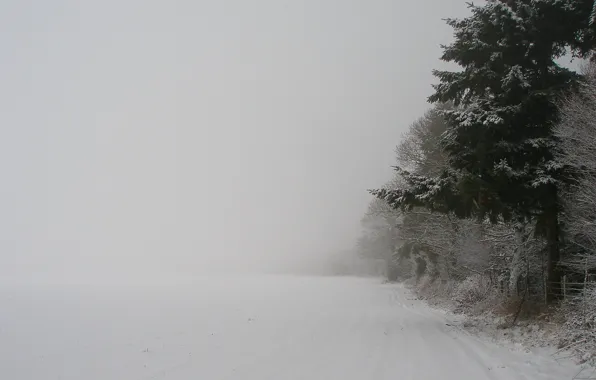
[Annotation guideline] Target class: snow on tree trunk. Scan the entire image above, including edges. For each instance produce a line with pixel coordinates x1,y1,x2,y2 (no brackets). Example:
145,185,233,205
509,226,525,296
545,207,562,303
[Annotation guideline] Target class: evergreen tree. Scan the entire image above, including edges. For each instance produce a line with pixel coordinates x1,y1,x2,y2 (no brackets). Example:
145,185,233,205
371,0,595,302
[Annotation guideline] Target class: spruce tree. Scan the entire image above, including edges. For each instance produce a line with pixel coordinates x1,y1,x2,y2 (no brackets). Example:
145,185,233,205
372,0,595,302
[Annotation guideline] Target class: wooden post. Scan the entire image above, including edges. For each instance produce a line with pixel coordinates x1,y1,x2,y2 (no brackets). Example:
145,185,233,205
562,275,566,301
544,274,548,305
584,257,589,322
584,256,589,286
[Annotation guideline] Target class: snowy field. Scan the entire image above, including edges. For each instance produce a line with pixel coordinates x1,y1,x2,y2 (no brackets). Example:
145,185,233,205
0,275,585,379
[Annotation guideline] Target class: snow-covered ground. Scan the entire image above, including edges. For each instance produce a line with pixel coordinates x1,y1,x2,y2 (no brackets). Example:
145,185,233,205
0,275,586,379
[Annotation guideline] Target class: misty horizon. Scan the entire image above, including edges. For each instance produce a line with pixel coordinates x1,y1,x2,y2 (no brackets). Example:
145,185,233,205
2,0,470,280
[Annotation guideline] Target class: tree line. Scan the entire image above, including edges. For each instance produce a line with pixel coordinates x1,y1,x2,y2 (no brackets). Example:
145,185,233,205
356,1,596,348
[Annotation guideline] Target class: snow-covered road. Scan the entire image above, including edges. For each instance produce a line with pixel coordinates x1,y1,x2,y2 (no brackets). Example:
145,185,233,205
0,275,583,379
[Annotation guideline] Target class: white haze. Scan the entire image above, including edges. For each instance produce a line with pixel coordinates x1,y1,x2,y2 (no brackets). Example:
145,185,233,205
0,0,471,283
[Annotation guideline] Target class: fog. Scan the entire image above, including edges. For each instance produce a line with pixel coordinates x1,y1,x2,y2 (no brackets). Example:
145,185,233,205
1,0,470,282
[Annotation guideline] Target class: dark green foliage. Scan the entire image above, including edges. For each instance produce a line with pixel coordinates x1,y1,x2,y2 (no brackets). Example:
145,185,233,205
373,0,595,217
370,0,596,301
427,0,594,222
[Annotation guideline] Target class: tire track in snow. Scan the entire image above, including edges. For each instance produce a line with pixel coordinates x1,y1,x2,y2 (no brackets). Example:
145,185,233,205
385,282,578,380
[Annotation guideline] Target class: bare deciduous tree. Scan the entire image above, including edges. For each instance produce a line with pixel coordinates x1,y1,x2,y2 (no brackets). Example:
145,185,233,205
556,61,596,262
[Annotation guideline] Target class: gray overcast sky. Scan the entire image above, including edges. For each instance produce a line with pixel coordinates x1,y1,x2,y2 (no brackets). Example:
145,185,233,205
0,0,471,280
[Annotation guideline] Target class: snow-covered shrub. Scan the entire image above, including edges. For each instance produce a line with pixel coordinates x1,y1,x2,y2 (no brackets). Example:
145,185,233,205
557,284,596,364
452,275,494,313
414,274,457,309
416,274,436,299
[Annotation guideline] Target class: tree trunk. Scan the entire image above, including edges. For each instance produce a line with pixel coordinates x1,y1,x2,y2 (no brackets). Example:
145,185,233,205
509,224,525,296
545,208,562,303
